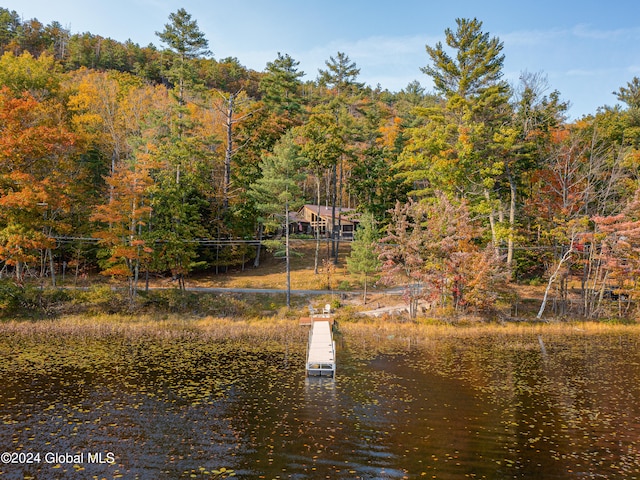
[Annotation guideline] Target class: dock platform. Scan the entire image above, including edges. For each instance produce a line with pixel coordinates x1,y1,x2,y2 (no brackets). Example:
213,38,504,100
305,319,336,377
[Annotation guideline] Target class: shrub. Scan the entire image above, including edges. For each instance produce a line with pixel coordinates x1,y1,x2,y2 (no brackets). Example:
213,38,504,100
71,285,130,314
0,280,21,316
0,282,75,318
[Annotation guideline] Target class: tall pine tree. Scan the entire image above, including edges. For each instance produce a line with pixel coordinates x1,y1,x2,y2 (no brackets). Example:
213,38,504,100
249,131,307,306
346,212,380,304
398,18,512,249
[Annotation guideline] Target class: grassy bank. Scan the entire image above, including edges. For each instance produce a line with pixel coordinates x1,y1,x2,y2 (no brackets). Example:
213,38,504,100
0,314,306,342
0,281,312,319
338,318,640,356
2,312,638,355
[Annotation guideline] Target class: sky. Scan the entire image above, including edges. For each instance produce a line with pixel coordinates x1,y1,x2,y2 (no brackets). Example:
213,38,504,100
4,0,640,119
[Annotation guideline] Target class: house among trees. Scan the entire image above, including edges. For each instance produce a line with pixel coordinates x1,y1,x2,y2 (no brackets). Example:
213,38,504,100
292,205,360,239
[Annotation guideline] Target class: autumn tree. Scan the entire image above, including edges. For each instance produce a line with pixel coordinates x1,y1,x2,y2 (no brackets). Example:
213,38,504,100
91,153,154,298
199,57,261,222
0,51,61,99
0,88,75,283
591,190,640,317
379,195,508,318
0,173,60,283
498,71,569,268
68,71,132,191
521,106,637,317
349,89,413,224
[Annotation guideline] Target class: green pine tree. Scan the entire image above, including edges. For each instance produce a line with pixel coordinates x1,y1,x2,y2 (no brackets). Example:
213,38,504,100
249,131,307,306
346,211,381,304
156,8,210,106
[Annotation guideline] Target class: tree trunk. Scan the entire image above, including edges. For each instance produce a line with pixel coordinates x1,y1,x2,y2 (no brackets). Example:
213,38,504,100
223,92,236,211
48,248,56,287
506,166,517,267
74,248,81,287
363,275,368,305
314,177,321,274
537,246,574,319
285,196,291,307
484,188,499,255
254,223,263,268
330,163,337,261
334,155,344,264
16,261,23,284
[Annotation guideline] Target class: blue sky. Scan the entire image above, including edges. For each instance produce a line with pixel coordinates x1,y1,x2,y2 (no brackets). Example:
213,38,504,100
5,0,640,119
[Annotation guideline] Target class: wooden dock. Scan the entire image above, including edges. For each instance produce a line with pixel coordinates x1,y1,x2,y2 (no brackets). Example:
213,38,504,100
305,318,336,377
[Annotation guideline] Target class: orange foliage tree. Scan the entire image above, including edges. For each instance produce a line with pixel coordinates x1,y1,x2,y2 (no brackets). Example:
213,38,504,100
0,87,75,282
90,152,155,297
591,188,640,317
378,194,509,318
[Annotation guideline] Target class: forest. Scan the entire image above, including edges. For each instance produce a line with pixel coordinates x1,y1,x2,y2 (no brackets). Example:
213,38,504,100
1,8,640,320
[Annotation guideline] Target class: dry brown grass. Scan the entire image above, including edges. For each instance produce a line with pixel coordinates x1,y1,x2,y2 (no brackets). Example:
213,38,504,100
4,312,636,342
186,240,359,290
0,313,308,344
338,317,640,358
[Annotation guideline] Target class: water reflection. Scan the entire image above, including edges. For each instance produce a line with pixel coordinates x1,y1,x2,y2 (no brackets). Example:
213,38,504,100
0,332,639,479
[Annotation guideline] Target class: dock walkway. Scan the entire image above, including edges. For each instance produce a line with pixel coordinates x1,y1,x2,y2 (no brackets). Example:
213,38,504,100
305,318,336,377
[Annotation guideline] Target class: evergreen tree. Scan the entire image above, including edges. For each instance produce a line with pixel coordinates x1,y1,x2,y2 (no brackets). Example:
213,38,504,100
0,8,21,52
318,51,364,96
260,52,305,116
316,51,364,262
156,8,210,105
615,77,640,110
346,212,380,304
149,172,207,290
249,131,307,306
398,18,512,250
422,18,507,101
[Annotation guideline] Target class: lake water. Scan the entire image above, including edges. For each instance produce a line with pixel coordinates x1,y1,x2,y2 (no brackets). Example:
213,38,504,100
0,324,639,479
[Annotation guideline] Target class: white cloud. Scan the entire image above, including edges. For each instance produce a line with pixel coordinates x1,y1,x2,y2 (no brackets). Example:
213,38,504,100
499,28,567,47
571,24,640,40
565,68,617,77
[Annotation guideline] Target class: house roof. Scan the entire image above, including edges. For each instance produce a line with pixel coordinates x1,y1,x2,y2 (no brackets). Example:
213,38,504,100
288,210,306,223
300,204,359,224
